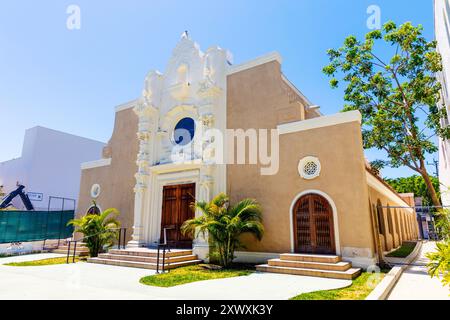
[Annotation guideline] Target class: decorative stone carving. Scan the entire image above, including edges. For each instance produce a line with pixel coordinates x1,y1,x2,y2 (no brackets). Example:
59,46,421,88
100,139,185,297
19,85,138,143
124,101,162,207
298,156,321,180
133,102,155,193
199,114,214,128
197,79,222,100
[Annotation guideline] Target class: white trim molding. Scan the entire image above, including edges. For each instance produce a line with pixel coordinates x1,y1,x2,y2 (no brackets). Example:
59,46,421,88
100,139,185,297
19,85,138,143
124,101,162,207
277,110,362,135
289,189,341,255
366,172,413,212
281,74,317,110
81,158,111,170
228,52,282,75
115,99,139,113
149,160,203,174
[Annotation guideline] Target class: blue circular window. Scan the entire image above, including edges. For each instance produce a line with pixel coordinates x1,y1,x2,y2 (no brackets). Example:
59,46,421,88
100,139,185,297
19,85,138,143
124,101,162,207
173,117,196,146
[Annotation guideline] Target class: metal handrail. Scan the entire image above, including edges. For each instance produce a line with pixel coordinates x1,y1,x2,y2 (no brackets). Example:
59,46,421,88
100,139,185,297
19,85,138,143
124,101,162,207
66,227,127,264
117,228,127,250
156,227,174,273
156,243,168,274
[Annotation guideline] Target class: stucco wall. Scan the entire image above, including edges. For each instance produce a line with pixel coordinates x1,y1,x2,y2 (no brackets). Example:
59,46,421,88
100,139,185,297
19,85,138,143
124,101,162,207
226,61,375,265
367,174,419,253
77,107,138,242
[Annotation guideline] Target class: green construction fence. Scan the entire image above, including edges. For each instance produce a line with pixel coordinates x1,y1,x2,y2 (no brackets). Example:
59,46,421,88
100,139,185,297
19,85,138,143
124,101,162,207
0,210,75,243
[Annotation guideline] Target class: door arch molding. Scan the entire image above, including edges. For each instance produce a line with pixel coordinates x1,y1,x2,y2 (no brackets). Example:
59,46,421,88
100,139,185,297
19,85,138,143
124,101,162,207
289,190,340,255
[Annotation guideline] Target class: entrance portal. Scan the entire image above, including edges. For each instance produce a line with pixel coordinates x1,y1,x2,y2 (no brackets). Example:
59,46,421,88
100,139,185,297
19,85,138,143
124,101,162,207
293,194,335,254
161,183,196,248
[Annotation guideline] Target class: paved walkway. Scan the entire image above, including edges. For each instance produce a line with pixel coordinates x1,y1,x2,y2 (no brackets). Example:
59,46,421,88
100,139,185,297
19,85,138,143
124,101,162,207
388,241,449,300
0,253,351,300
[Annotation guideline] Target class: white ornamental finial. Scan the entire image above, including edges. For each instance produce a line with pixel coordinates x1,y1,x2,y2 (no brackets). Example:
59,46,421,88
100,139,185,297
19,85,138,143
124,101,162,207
181,30,189,39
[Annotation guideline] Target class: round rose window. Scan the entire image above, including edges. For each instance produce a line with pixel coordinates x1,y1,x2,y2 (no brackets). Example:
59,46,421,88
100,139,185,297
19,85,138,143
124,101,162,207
173,117,196,146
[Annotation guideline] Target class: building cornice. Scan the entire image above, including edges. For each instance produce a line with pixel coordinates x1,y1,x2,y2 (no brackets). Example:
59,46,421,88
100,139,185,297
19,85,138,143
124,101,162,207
227,52,282,75
81,158,112,170
366,170,413,212
277,110,362,135
115,99,140,113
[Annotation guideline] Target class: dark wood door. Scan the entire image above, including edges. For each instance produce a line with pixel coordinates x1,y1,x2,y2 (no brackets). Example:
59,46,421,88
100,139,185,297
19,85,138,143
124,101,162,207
293,194,335,254
161,183,196,248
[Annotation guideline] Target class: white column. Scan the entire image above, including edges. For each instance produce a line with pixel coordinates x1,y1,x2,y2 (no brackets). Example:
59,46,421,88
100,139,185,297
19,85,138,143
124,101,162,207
128,103,156,248
192,100,217,260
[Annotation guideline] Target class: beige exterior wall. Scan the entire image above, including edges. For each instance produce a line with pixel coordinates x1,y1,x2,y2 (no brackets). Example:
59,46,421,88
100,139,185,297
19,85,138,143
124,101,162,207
77,107,138,242
226,61,377,266
367,174,419,253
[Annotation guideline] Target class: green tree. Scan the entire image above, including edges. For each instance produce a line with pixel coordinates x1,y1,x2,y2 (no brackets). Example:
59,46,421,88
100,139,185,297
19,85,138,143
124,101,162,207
68,208,121,257
385,175,441,207
323,21,448,208
181,193,264,268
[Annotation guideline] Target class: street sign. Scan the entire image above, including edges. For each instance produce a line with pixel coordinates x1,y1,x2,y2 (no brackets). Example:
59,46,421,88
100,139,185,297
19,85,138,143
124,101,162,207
27,192,43,201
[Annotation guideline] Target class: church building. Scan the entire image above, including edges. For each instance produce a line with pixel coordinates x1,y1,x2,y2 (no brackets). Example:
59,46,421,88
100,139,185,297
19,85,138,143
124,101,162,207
77,34,419,277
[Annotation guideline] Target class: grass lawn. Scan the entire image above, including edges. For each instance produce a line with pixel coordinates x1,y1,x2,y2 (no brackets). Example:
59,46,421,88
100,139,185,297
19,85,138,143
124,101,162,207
4,257,81,266
386,242,417,258
290,271,387,300
140,264,254,287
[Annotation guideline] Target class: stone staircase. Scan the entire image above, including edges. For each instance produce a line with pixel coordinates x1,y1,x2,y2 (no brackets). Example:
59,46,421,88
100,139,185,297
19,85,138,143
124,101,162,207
256,253,361,280
87,248,202,270
51,242,90,256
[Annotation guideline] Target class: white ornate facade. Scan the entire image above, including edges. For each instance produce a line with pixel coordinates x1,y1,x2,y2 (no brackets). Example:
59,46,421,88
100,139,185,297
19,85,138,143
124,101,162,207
127,34,230,259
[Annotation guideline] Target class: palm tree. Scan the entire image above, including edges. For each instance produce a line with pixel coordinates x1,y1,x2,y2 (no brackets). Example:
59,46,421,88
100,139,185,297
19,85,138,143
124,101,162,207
68,208,120,257
181,193,264,268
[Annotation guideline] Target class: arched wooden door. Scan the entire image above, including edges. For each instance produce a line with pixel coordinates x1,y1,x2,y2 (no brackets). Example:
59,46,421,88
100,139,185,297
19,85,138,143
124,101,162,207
160,183,196,249
293,194,335,254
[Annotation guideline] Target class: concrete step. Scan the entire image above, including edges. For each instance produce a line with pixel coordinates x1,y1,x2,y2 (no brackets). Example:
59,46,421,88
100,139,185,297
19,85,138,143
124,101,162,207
97,253,198,264
280,253,341,264
256,264,361,280
87,257,202,270
268,259,351,271
108,248,193,258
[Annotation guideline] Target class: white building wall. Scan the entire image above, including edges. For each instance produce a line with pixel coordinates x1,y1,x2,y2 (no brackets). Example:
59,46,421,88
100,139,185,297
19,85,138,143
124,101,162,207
435,0,450,205
0,126,105,210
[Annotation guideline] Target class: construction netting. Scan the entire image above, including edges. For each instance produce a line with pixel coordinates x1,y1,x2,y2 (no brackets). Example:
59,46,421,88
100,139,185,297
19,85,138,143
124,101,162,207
0,210,74,243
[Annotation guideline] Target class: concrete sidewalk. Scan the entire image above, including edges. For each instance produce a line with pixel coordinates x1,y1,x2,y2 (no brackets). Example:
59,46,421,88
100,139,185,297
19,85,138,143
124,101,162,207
0,253,351,300
388,241,449,300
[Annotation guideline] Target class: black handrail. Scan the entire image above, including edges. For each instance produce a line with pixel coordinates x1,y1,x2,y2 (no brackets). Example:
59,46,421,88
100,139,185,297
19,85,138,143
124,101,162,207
156,243,168,274
117,228,127,249
65,227,127,264
156,226,174,273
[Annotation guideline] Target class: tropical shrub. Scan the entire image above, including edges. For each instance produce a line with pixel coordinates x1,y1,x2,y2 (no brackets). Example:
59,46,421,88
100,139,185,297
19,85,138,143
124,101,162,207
68,208,120,257
181,193,264,268
426,209,450,288
426,240,450,288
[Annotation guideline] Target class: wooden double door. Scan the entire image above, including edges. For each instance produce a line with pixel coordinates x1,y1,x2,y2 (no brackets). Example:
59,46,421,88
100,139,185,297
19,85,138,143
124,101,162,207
160,183,196,249
293,194,336,254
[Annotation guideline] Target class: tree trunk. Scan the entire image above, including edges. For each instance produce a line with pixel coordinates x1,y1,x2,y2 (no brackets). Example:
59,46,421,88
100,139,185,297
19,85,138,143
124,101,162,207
420,169,442,208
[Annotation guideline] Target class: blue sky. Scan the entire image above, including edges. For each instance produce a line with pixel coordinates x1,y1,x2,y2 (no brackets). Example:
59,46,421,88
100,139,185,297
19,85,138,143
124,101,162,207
0,0,438,178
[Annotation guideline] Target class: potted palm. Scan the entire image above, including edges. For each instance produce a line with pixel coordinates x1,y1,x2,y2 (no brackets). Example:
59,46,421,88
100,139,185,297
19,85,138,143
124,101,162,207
181,193,264,268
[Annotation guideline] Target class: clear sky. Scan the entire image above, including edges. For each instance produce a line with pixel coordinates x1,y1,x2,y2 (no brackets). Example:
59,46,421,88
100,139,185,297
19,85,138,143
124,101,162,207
0,0,439,179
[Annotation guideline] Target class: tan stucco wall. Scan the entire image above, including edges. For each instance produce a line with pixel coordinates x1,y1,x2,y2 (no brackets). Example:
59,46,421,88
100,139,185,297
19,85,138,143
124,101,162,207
226,61,375,259
77,107,138,242
367,177,419,253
